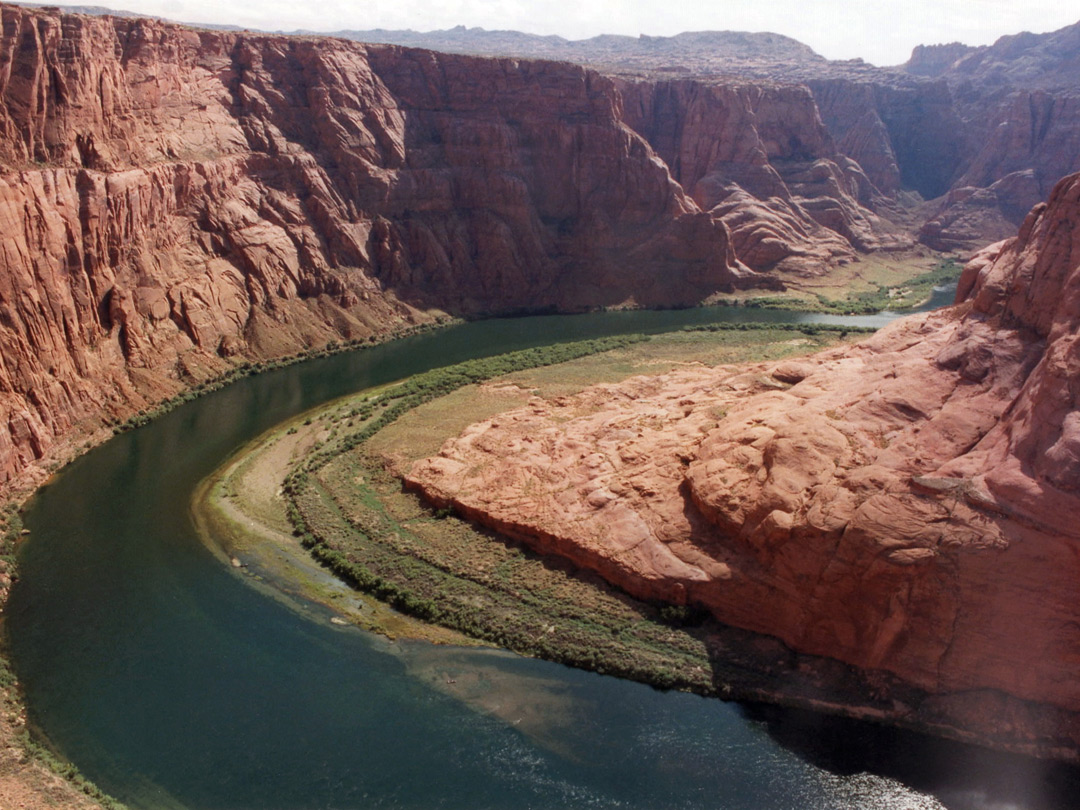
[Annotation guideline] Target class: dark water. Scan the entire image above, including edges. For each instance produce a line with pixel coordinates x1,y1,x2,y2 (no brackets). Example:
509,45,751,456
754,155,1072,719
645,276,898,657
8,295,1079,810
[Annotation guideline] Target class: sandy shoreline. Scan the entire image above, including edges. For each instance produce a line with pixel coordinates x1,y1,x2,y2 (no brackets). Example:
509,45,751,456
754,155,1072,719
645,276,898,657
191,402,486,647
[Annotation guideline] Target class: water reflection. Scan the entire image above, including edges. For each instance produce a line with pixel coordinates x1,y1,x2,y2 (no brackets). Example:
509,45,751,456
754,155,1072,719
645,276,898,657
743,704,1080,810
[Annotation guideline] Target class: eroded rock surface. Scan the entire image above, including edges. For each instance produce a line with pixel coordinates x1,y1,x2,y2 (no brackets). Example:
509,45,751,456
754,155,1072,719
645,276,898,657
10,3,1080,491
619,79,910,276
347,19,1080,253
0,4,746,487
407,172,1080,755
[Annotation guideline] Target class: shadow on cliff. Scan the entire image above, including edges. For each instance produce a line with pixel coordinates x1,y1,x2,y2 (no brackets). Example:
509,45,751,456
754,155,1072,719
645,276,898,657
740,702,1080,810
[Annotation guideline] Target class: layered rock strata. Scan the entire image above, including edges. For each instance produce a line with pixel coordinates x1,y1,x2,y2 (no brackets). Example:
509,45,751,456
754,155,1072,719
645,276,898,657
618,79,910,275
346,19,1080,252
0,4,746,487
407,172,1080,756
20,3,1080,489
8,2,1080,499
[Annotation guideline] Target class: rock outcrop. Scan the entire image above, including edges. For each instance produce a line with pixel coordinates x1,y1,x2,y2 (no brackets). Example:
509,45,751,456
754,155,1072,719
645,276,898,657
903,43,976,78
808,25,1080,248
9,5,1080,490
407,172,1080,757
914,22,1080,92
0,4,748,488
344,18,1080,253
618,79,909,275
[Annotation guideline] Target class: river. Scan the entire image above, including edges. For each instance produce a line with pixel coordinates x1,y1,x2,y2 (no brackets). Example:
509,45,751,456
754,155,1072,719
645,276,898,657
7,293,1080,809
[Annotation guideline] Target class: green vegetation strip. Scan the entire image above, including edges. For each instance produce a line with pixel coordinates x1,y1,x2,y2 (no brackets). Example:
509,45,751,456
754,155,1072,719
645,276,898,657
286,335,650,475
282,334,726,693
299,452,712,690
681,321,876,335
743,259,962,315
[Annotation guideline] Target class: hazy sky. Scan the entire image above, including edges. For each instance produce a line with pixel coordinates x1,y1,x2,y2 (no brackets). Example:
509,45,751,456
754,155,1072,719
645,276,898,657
49,0,1080,66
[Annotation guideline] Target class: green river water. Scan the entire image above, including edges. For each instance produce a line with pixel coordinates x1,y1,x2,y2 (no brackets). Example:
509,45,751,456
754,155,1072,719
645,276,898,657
7,295,1079,809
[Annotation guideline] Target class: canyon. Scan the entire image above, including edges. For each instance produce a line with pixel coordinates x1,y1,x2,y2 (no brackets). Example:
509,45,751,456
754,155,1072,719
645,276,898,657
0,7,1073,499
0,0,1078,781
407,169,1080,757
348,21,1080,252
1,5,1077,492
0,4,742,490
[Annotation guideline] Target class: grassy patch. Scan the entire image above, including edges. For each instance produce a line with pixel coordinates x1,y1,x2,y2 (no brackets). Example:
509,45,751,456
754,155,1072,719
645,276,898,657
276,326,862,695
743,259,962,315
294,449,715,691
679,321,876,336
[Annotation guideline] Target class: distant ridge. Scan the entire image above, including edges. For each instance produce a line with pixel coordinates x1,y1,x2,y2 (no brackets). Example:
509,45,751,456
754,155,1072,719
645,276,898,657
10,2,1080,87
322,26,824,61
9,1,244,29
902,18,1080,91
313,26,830,75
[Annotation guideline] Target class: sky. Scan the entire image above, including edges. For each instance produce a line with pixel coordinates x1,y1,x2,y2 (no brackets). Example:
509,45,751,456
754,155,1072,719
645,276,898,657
47,0,1080,66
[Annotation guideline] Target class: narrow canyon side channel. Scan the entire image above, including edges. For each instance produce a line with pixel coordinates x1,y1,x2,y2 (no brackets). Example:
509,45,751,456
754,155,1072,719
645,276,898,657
7,303,1080,810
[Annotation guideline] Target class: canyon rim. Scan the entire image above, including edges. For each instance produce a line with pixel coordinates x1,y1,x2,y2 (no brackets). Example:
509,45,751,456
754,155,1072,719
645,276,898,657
2,3,1080,807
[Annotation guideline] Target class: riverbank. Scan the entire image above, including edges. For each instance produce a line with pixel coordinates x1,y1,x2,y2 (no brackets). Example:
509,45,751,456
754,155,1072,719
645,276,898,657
196,322,1080,764
0,310,875,810
733,256,962,315
191,412,488,647
0,510,123,810
0,248,955,510
195,334,663,645
195,326,952,702
0,318,473,810
14,297,1080,809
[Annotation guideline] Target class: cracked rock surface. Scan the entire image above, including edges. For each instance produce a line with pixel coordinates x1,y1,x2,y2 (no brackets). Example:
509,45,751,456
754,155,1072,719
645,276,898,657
408,173,1080,737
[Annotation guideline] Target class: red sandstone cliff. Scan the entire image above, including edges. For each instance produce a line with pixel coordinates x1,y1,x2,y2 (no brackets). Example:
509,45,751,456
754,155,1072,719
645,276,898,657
347,19,1080,254
407,172,1080,756
810,24,1080,250
618,79,910,275
5,1,1079,510
11,5,1080,492
0,5,748,488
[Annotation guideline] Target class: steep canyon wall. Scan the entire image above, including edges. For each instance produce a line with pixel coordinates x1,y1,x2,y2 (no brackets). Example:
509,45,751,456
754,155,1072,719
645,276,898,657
0,5,748,487
408,172,1080,756
343,19,1080,254
618,79,908,274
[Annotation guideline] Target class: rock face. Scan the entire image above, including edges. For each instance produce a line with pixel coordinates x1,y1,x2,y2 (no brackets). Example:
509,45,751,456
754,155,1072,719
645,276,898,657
903,43,976,78
807,77,969,202
9,5,1080,489
406,172,1080,756
807,26,1080,248
0,4,747,487
917,22,1080,92
618,79,909,275
347,18,1080,253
